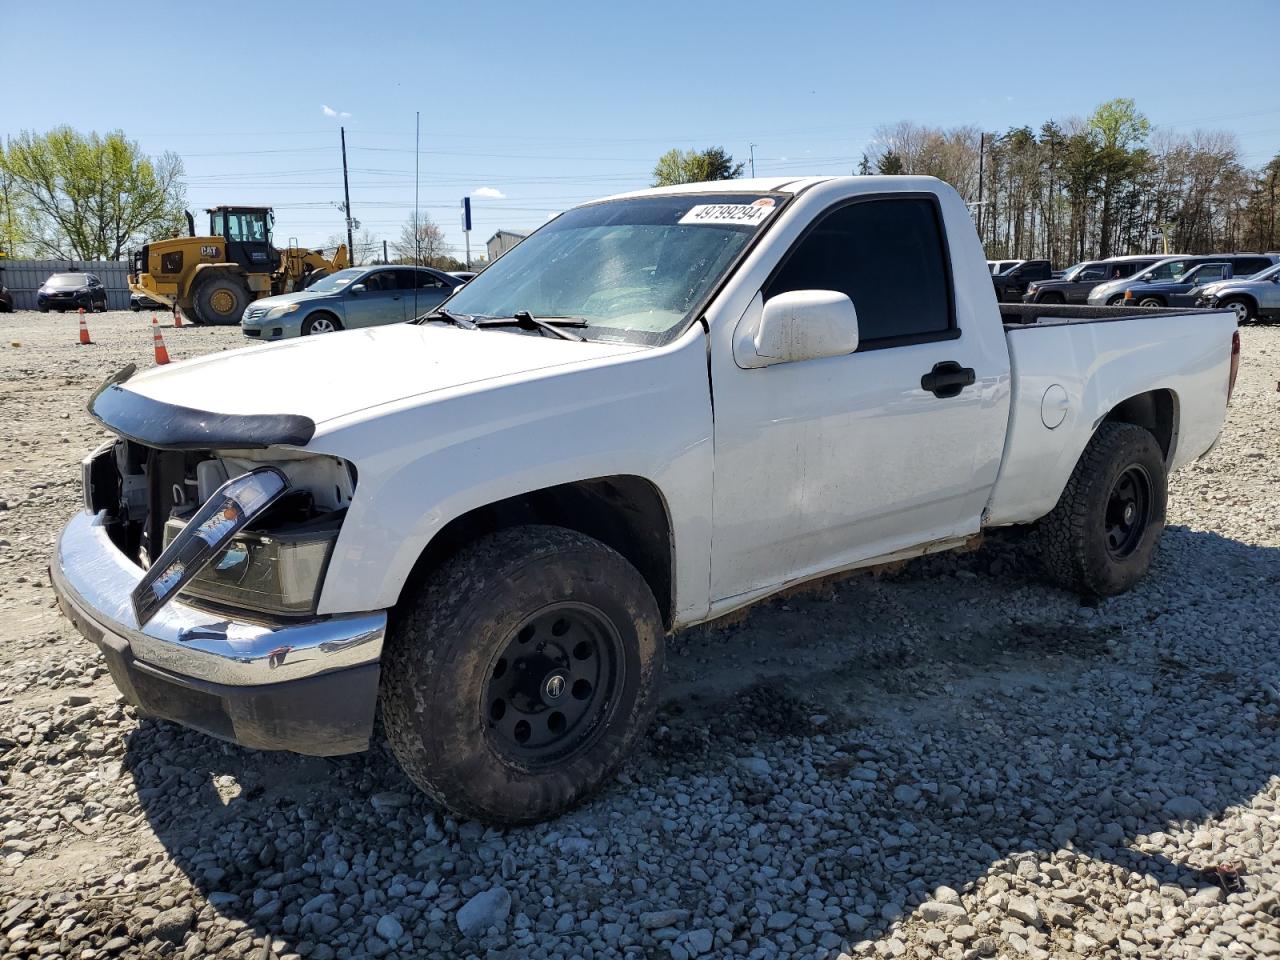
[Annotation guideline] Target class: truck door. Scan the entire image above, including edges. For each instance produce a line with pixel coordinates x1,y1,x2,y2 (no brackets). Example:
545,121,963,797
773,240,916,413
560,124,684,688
708,194,1009,603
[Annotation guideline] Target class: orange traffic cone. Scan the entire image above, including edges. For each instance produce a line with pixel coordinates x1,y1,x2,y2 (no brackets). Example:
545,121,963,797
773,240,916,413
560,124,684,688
77,308,92,345
173,307,183,328
153,327,171,365
151,313,158,326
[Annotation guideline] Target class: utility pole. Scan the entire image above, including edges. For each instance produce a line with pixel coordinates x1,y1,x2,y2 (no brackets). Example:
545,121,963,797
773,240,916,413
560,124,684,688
976,132,985,243
383,239,388,264
749,143,757,178
414,112,421,267
340,126,354,264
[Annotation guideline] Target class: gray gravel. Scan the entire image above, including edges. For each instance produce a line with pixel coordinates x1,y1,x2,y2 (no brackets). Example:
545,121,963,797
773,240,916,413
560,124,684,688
1,309,1279,959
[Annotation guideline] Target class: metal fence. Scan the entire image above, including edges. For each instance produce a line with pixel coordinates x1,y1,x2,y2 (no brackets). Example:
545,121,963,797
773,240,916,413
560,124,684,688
0,259,133,310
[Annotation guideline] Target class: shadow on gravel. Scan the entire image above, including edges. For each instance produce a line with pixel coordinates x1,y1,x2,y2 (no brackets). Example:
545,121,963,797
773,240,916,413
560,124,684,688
125,527,1280,958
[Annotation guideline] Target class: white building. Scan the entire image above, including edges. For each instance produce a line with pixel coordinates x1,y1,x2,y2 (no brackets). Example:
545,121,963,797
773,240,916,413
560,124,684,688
486,229,528,263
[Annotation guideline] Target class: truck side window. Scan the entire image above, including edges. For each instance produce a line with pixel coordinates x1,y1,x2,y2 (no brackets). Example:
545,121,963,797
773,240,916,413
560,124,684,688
764,196,952,343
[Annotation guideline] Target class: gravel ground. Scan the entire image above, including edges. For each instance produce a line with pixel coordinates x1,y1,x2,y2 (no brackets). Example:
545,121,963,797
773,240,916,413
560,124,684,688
1,308,1278,960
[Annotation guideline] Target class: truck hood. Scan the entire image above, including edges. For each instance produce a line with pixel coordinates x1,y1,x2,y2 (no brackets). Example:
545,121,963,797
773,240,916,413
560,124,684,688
116,323,646,430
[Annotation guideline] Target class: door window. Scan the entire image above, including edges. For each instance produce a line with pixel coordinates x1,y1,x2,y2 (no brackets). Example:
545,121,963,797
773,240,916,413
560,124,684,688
359,271,400,292
1078,267,1106,281
764,196,953,345
412,270,448,290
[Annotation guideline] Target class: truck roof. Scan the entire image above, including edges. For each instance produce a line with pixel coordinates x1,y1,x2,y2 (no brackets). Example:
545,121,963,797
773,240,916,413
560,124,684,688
599,176,837,203
597,175,967,205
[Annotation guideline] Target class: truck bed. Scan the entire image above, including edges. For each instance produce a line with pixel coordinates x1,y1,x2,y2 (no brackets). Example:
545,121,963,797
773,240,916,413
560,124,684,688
1000,302,1229,327
987,301,1237,528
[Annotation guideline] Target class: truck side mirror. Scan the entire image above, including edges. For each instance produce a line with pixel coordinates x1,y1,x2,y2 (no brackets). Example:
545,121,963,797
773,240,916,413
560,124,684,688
740,290,860,368
349,283,366,296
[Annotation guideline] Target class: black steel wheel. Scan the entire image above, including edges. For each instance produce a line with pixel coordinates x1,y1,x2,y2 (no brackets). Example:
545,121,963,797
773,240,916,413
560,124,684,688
1103,465,1152,560
484,602,623,768
382,525,664,823
1039,422,1167,596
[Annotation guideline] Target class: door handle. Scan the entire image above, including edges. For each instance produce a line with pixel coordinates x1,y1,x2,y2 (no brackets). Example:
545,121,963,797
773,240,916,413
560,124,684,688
921,361,976,399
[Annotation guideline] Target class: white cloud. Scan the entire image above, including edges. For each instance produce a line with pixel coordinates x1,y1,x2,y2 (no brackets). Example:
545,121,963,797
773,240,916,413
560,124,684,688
473,186,506,199
321,104,351,119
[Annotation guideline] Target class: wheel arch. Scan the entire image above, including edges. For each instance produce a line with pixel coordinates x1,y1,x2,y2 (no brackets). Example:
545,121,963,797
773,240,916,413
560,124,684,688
1101,387,1179,465
394,475,676,630
1219,292,1258,314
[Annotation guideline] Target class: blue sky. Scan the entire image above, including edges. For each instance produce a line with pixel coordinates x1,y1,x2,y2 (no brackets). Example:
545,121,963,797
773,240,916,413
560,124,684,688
4,0,1278,262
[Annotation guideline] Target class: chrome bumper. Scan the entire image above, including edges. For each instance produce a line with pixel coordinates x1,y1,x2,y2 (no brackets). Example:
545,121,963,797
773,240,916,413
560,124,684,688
51,509,385,686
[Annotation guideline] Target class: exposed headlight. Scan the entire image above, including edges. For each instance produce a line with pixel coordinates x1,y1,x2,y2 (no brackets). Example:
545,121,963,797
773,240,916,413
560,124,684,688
266,303,301,319
162,511,338,617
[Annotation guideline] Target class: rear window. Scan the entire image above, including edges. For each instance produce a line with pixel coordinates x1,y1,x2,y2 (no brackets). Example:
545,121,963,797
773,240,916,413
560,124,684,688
765,196,953,345
47,274,89,288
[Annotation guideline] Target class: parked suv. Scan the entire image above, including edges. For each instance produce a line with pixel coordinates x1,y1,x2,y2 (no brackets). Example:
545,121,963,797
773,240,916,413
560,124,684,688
1195,262,1280,323
1088,254,1274,306
1121,259,1276,308
1024,255,1161,304
37,272,108,312
991,259,1051,302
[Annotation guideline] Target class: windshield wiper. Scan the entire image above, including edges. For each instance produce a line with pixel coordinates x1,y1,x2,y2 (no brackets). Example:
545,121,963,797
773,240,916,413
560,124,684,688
420,306,477,329
475,310,587,342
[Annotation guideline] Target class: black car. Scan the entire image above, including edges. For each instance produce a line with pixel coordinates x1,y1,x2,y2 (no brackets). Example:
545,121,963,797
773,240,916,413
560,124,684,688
37,272,108,312
0,283,12,313
130,291,167,311
991,259,1051,302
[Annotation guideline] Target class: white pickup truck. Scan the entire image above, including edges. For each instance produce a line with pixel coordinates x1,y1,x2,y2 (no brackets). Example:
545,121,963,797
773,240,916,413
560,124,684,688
52,176,1239,823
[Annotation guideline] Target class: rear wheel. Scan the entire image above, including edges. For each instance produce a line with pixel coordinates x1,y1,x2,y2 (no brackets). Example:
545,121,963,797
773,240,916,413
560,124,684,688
381,525,664,823
192,274,250,325
301,312,342,335
1220,297,1255,324
1038,422,1167,597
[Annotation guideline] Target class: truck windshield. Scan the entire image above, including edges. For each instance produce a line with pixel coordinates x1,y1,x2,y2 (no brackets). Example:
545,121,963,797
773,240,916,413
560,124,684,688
441,193,781,345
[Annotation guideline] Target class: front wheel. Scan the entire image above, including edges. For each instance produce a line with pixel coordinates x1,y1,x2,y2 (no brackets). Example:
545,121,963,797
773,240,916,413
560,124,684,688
381,525,664,824
1138,297,1164,308
302,312,342,335
1038,422,1167,597
1220,297,1255,324
192,275,250,325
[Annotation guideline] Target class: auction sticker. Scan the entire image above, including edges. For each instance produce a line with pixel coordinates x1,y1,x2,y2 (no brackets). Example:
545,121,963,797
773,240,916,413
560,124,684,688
679,202,775,227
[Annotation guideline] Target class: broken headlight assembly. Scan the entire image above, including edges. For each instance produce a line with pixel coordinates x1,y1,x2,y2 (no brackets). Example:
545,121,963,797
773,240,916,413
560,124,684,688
159,489,342,620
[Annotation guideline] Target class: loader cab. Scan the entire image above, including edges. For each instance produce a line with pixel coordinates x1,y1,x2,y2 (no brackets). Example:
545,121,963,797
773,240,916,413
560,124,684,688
208,206,277,274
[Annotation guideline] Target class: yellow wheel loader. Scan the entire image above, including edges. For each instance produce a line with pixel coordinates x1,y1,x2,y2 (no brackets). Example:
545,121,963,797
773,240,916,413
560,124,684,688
128,207,349,325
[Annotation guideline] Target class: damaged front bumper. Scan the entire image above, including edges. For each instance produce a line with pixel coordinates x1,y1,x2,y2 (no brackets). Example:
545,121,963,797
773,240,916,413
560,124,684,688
51,509,385,755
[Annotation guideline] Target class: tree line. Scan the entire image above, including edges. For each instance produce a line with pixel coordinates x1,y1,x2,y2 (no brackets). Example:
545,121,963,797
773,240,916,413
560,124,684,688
1,128,186,260
861,98,1279,263
655,99,1280,265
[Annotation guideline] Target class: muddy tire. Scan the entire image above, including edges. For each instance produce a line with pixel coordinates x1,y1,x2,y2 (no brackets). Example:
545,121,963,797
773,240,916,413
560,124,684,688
192,274,250,325
1038,422,1167,597
381,525,664,823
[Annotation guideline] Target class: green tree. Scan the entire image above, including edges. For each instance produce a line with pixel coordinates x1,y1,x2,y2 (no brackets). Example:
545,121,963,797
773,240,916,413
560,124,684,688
1087,99,1150,257
876,151,905,175
0,127,185,259
651,147,745,186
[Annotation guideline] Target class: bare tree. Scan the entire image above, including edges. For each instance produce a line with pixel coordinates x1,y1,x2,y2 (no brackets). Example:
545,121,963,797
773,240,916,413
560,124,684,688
393,212,446,265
